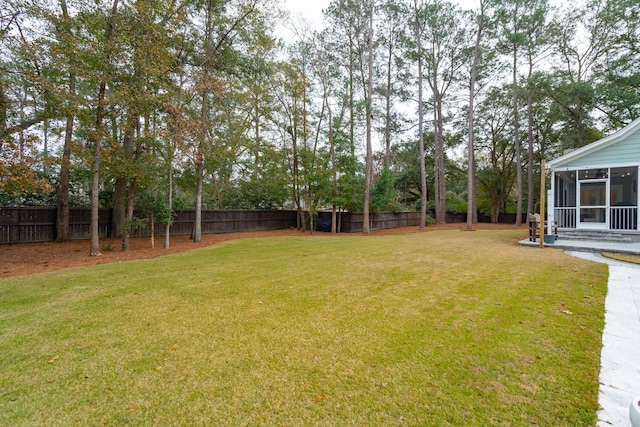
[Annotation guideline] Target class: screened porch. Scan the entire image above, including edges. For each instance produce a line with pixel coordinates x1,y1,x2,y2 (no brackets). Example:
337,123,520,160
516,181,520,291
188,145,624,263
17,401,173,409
553,166,638,231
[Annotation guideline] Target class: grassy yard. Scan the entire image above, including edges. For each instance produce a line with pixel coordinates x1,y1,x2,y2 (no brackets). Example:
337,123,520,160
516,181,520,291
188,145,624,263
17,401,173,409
0,230,608,426
602,251,640,265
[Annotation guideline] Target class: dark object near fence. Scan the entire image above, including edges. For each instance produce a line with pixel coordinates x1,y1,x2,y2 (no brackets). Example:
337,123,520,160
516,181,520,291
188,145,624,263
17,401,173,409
315,217,332,232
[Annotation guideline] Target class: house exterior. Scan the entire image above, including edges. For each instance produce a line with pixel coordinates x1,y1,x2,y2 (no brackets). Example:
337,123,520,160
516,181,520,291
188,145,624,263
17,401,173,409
547,117,640,234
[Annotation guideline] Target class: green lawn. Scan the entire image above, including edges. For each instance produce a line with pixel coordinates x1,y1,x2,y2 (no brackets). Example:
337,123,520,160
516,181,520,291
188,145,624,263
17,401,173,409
0,230,608,426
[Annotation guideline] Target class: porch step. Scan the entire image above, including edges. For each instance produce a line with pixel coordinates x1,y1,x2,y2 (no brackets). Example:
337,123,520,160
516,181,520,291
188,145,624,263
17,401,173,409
559,230,633,244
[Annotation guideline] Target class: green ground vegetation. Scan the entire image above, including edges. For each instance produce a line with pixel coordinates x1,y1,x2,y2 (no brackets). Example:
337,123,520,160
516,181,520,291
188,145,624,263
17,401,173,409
602,252,640,265
0,230,608,426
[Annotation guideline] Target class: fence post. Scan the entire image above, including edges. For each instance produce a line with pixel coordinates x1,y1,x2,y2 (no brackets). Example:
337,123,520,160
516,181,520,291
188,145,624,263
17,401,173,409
539,160,546,249
11,207,20,243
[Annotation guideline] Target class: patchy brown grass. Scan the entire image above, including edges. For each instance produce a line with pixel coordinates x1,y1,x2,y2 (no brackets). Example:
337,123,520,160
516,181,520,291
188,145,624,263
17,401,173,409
0,223,525,279
602,252,640,265
0,228,604,426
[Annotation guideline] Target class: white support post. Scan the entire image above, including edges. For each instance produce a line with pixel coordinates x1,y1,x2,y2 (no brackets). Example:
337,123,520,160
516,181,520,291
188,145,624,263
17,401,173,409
547,189,553,235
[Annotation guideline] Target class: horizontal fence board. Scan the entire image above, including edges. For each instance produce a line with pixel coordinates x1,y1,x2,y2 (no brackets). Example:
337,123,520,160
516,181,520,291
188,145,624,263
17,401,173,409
317,211,420,233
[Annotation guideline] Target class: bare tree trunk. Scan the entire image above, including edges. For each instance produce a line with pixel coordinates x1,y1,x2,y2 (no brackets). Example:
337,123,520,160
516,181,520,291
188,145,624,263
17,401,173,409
90,0,119,256
384,37,393,168
122,179,136,251
56,112,72,242
291,122,305,231
253,100,260,179
513,37,523,226
467,0,484,231
193,0,215,244
527,90,535,214
56,0,74,243
435,95,446,224
90,122,102,256
414,0,427,230
164,164,172,249
362,0,374,234
193,156,203,242
328,102,337,234
349,44,355,159
112,178,127,238
150,210,155,249
43,119,49,176
114,110,137,240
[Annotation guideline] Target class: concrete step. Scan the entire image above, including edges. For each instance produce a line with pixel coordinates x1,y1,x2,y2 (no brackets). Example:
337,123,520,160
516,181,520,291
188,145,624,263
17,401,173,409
559,230,633,244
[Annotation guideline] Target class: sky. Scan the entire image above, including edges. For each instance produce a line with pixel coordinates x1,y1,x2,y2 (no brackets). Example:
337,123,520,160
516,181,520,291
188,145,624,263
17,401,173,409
282,0,481,26
280,0,480,43
282,0,331,31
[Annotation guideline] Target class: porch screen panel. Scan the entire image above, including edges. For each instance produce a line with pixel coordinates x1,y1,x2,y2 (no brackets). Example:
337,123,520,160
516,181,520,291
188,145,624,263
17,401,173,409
555,171,577,228
610,166,638,230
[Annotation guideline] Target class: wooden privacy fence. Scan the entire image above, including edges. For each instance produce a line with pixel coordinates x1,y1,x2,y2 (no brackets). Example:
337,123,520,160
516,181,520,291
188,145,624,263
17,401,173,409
0,207,113,244
0,207,522,245
130,210,298,238
325,211,421,233
0,207,297,244
1,208,423,244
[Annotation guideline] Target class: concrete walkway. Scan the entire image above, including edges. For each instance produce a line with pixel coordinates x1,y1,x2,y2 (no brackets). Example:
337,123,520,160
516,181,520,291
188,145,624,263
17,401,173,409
520,238,640,256
568,251,640,426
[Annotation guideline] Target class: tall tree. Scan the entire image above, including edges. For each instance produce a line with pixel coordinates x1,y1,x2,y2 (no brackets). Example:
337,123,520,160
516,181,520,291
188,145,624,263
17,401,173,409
412,0,428,230
362,0,374,234
589,0,640,128
118,0,179,251
309,30,342,233
476,86,518,223
88,0,119,256
54,0,77,243
420,0,468,224
521,0,549,215
496,0,548,225
466,0,487,231
377,0,410,168
324,0,369,160
0,1,53,198
191,0,264,243
273,60,308,230
548,0,614,149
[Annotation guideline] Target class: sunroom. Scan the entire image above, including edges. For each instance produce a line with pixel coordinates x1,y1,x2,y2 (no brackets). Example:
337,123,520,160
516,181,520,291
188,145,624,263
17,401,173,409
547,118,640,233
